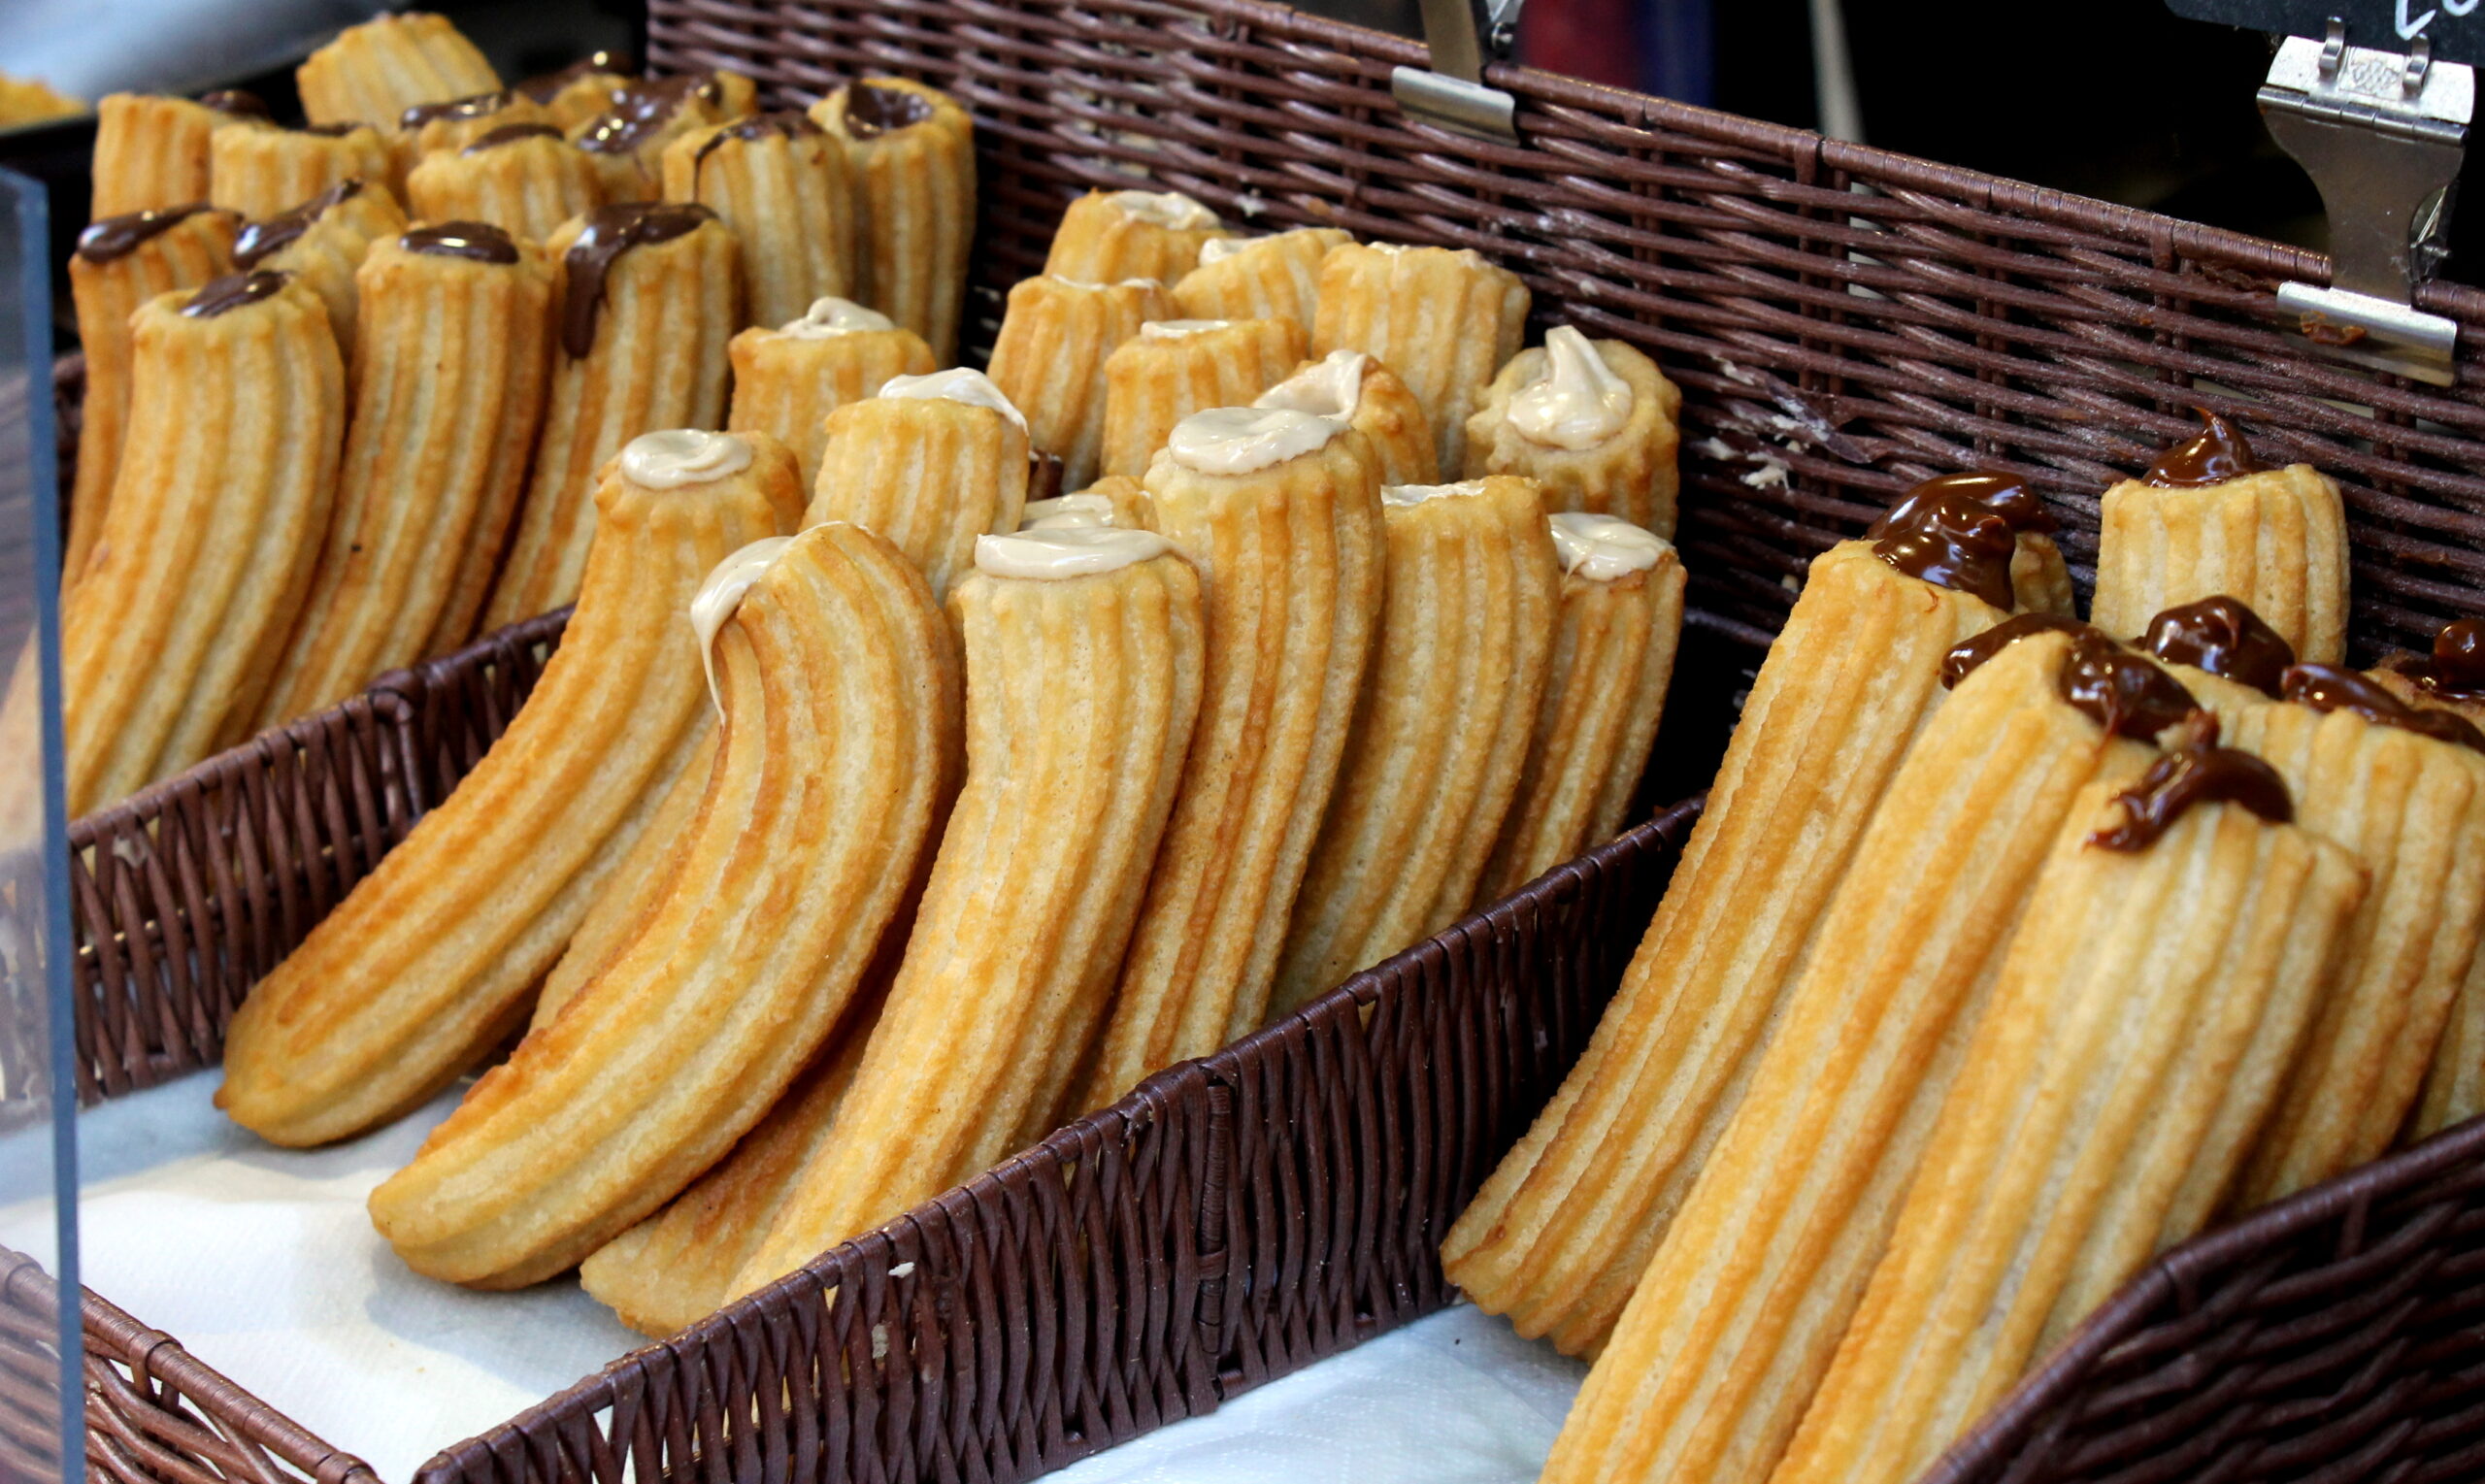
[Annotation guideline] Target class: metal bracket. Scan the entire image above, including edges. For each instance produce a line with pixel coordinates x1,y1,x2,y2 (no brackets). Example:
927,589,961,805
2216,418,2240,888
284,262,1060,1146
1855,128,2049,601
1392,0,1524,143
2259,20,2469,384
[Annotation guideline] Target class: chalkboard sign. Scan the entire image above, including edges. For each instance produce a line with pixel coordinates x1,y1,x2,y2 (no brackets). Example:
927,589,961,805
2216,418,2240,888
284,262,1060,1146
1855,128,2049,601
2169,1,2485,66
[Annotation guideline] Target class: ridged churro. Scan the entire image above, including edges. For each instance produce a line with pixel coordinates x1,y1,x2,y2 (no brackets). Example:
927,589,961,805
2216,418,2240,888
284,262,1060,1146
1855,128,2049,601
1021,475,1154,532
63,205,238,584
230,179,406,365
482,202,741,629
1463,326,1684,538
1769,749,2360,1484
89,91,265,219
1079,408,1384,1107
1441,482,2026,1359
662,114,860,329
62,273,345,814
218,431,804,1147
727,297,935,489
519,51,634,132
1254,348,1438,486
297,12,500,127
575,75,744,204
210,123,396,221
1045,188,1229,284
1312,242,1527,475
407,123,604,243
368,518,961,1287
1270,477,1558,1012
986,275,1172,490
255,224,552,724
1173,226,1354,335
806,369,1031,598
1479,513,1685,900
398,90,545,162
731,524,1205,1299
2092,410,2351,663
811,79,975,360
1099,316,1309,478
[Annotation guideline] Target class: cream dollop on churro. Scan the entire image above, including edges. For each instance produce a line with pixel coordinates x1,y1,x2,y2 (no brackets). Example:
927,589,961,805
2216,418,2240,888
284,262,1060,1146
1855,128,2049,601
975,525,1172,579
1509,326,1634,450
1167,406,1342,476
1550,511,1668,580
878,367,1030,434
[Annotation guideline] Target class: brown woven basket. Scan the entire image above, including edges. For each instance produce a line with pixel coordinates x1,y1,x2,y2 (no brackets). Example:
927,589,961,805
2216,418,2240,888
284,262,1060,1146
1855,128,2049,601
43,0,2485,1477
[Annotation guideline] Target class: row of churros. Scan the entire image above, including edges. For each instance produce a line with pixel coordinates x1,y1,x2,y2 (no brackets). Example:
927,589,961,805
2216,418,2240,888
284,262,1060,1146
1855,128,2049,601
1450,413,2485,1484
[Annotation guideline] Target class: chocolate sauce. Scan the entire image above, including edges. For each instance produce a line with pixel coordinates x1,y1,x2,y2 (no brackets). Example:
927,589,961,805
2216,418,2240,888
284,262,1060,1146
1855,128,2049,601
76,204,215,265
842,81,934,138
559,202,715,356
402,221,519,264
517,51,631,103
233,180,365,270
463,122,565,154
182,271,288,318
1868,489,2017,610
301,122,369,138
2144,408,2263,488
2061,636,2199,740
1029,451,1066,504
694,111,824,164
2403,618,2485,699
2137,596,2295,697
400,90,516,130
577,74,721,155
198,89,268,119
2283,663,2485,753
1940,612,2088,689
1909,470,2056,533
2090,714,2292,851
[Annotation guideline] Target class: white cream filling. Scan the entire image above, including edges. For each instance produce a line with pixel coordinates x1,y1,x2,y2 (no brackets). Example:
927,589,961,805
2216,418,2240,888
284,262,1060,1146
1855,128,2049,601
1254,349,1368,419
1549,511,1668,579
1021,493,1120,530
1110,189,1218,230
1508,326,1634,450
777,296,896,338
690,535,794,710
1140,318,1231,340
1196,226,1319,266
1381,478,1489,507
621,429,753,489
975,525,1171,578
877,368,1029,435
1167,406,1342,476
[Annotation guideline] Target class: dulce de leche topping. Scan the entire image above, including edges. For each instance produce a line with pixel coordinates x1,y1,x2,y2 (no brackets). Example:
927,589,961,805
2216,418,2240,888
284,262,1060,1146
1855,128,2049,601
559,201,715,356
400,90,516,129
2137,596,2295,697
842,81,936,138
77,203,215,265
696,111,824,163
2090,713,2292,851
464,122,566,154
199,89,269,119
233,179,366,269
1938,612,2088,689
578,74,721,155
2144,408,2263,487
182,271,289,318
402,221,519,264
2283,663,2485,753
1867,488,2017,610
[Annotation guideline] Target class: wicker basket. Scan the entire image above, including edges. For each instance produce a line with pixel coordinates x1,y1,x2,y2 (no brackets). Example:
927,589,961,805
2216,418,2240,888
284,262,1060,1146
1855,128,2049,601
46,0,2485,1477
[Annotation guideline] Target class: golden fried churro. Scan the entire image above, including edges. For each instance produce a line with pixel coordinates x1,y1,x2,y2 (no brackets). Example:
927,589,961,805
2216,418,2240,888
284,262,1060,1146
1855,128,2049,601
1173,226,1354,335
1479,513,1685,900
811,79,975,359
1045,188,1229,284
1537,628,2189,1484
1270,477,1558,1012
806,369,1031,598
210,122,396,221
255,224,552,724
218,431,804,1147
230,179,406,365
726,297,935,489
89,91,265,218
407,122,603,242
368,519,962,1287
517,51,635,133
1769,753,2359,1484
62,273,345,814
731,524,1206,1298
1021,475,1155,532
1311,242,1528,475
1441,484,2025,1359
64,205,238,584
482,202,740,629
661,114,859,329
1254,348,1438,487
1463,326,1684,538
1078,408,1385,1107
2371,618,2485,729
297,12,500,127
396,90,548,171
1100,316,1309,478
2091,410,2350,663
574,75,741,203
986,275,1172,490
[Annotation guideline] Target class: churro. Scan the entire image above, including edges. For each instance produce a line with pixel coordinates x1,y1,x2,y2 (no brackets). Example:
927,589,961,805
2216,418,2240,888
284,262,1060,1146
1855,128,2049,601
1463,326,1684,538
811,79,975,359
297,12,500,127
518,51,634,133
1045,188,1229,284
575,75,743,203
1099,316,1309,478
1311,242,1527,475
89,91,264,219
210,122,396,222
661,114,860,329
805,369,1032,598
1021,475,1154,532
407,123,604,243
1254,348,1438,486
727,297,936,489
986,275,1172,489
230,178,406,365
1173,226,1354,335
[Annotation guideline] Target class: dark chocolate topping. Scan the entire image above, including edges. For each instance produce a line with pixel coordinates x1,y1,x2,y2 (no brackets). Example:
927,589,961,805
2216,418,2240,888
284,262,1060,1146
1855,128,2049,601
842,81,935,139
2283,663,2485,753
577,74,720,155
1911,471,2056,534
301,121,369,138
464,122,565,154
517,51,631,103
402,221,519,264
182,271,288,318
560,202,716,356
2137,596,2295,697
77,204,215,265
2416,618,2485,697
233,180,365,269
2090,713,2293,851
400,90,516,130
198,89,269,119
695,111,825,164
1940,612,2089,689
1868,488,2017,610
2061,635,2199,740
2145,407,2264,487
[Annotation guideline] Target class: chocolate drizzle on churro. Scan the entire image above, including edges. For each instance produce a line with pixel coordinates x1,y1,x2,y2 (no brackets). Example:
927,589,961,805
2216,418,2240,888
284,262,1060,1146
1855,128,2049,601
198,89,269,119
1939,612,2087,689
2137,596,2295,696
233,180,365,269
400,90,518,129
463,122,565,154
77,204,215,264
2284,663,2485,753
2145,408,2263,487
2061,636,2198,740
842,81,935,138
577,74,721,154
2393,618,2485,699
1905,470,2057,533
1868,485,2018,609
559,202,715,356
695,111,824,164
403,221,519,264
182,271,288,318
2091,713,2292,850
300,122,368,138
517,51,630,103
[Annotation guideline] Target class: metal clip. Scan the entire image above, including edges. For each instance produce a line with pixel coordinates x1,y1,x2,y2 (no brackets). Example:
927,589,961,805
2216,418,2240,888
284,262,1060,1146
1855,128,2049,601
2260,20,2469,384
1392,0,1524,143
